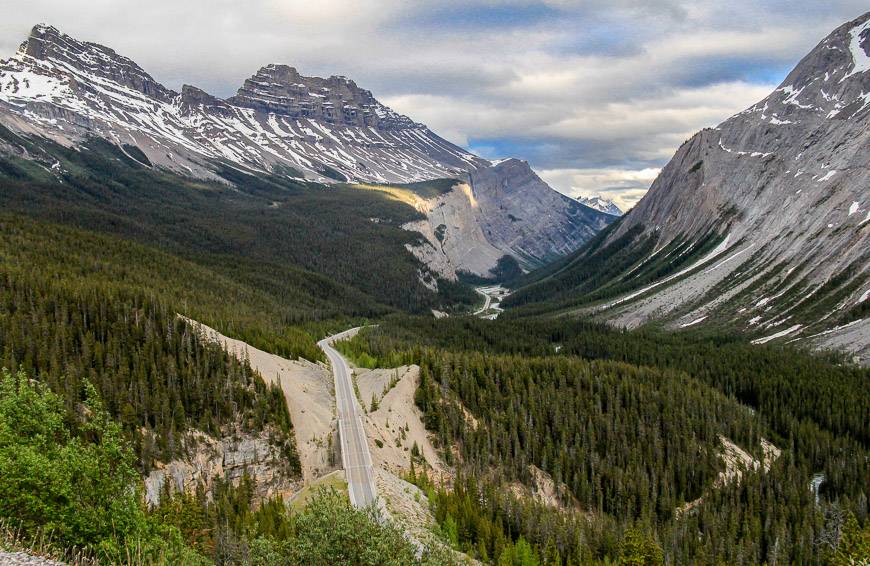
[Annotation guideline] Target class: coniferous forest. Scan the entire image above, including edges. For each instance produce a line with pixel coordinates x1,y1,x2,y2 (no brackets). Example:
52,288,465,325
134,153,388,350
341,316,870,564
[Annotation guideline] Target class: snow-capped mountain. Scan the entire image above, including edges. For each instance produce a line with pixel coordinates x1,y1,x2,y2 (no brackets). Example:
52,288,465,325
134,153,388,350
509,12,870,361
0,24,487,184
0,24,616,278
577,196,622,216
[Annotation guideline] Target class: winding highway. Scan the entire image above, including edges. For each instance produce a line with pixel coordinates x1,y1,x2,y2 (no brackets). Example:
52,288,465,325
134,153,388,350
318,329,378,508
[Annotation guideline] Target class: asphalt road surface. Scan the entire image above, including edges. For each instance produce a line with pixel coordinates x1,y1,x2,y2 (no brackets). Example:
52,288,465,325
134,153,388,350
318,328,378,508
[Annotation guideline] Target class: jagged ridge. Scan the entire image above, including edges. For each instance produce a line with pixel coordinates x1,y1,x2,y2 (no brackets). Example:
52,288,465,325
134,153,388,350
0,24,485,184
0,23,616,278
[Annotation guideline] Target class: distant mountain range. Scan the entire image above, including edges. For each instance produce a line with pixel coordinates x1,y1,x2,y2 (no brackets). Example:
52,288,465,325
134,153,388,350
0,24,615,278
508,11,870,362
577,195,622,216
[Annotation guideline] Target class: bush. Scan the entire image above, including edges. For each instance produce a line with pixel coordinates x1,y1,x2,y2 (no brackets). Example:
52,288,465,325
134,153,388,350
0,368,200,563
248,488,455,565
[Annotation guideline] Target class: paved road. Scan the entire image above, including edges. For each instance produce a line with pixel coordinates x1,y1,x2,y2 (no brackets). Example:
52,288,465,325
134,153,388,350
318,328,378,508
474,285,510,318
473,287,493,315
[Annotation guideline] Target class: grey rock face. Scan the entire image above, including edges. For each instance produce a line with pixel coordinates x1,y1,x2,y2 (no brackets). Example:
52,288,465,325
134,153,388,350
22,24,172,101
0,24,486,184
404,159,615,279
143,429,298,507
468,159,614,267
228,64,417,130
597,12,870,358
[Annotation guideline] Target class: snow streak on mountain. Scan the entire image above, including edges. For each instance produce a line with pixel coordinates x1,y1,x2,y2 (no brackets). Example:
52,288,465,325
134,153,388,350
0,24,488,184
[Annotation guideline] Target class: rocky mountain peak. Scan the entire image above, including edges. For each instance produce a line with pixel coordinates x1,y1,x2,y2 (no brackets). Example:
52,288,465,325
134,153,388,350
729,11,870,130
16,24,172,101
179,84,233,116
228,63,418,130
577,195,622,216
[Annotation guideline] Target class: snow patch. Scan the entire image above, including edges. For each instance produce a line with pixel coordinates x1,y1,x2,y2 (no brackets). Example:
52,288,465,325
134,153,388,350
680,316,707,328
842,19,870,80
751,324,804,345
817,170,837,183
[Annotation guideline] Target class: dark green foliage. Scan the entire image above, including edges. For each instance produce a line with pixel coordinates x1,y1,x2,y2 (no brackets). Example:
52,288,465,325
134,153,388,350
0,129,472,316
415,350,758,521
0,369,203,563
153,475,296,562
121,144,152,166
318,163,348,181
409,469,648,565
254,488,421,564
490,255,524,284
0,214,333,361
505,228,726,316
0,369,138,552
161,485,457,565
435,223,448,243
0,375,442,564
830,512,870,565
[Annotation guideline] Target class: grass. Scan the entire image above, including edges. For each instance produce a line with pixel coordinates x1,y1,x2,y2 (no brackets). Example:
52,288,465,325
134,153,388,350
345,178,460,208
346,183,432,209
0,519,94,565
289,471,349,512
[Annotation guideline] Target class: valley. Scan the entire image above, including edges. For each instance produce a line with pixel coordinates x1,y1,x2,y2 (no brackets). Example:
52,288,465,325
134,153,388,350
0,7,868,566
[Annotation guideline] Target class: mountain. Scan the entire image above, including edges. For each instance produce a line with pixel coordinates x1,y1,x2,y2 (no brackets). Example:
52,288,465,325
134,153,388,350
404,160,614,279
0,24,485,183
0,24,615,277
507,12,870,361
577,195,622,216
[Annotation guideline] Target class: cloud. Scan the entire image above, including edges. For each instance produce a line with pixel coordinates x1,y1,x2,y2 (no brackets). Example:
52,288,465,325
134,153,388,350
0,0,866,206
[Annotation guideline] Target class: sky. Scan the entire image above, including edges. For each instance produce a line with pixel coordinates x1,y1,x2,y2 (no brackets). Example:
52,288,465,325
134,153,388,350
0,1,866,210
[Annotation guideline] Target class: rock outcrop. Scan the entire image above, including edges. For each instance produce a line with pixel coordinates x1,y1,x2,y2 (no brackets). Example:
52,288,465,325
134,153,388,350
405,160,615,278
144,429,299,507
228,64,417,130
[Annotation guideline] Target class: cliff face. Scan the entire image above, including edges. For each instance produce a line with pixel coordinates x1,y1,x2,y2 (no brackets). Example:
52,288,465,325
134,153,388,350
228,64,417,130
144,429,300,507
0,24,486,183
404,160,615,279
507,12,869,360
